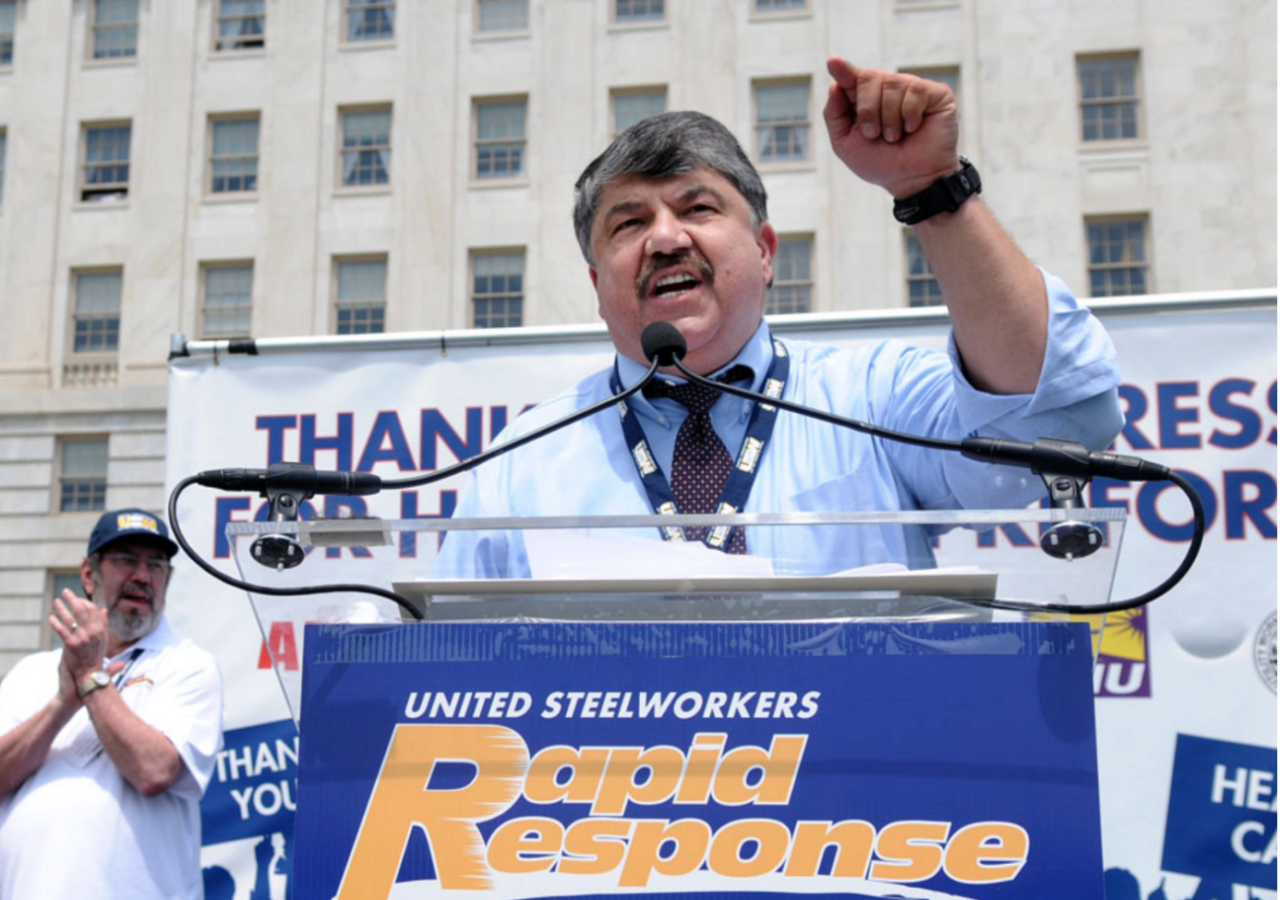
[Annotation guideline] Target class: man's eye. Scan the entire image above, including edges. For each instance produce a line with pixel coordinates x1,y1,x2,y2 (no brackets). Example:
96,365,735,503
613,218,641,234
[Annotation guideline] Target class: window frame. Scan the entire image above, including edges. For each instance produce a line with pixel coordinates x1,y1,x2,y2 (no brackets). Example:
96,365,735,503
765,233,815,316
0,127,7,208
610,86,668,138
336,104,393,193
471,95,528,184
469,249,525,329
752,78,813,168
332,254,389,335
78,120,132,205
749,0,811,20
54,436,109,515
342,0,396,45
1084,214,1152,298
212,0,266,54
87,0,139,63
474,0,530,37
904,230,945,308
206,112,261,197
1077,52,1144,146
199,260,255,339
610,0,666,27
0,0,16,70
69,267,123,357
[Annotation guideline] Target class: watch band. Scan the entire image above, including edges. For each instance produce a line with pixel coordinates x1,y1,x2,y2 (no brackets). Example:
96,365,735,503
77,669,111,698
893,157,982,226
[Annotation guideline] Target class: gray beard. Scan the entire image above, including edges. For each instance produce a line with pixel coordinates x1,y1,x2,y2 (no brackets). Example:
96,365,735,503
108,604,155,643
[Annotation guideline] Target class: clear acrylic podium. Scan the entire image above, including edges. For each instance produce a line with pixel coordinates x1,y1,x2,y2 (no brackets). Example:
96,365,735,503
227,508,1126,724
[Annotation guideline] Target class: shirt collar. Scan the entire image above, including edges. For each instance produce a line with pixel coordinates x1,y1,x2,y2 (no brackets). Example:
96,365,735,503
614,319,773,426
111,614,175,661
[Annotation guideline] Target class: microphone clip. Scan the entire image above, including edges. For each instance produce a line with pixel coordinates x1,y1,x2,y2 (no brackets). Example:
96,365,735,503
250,462,313,570
1038,470,1103,561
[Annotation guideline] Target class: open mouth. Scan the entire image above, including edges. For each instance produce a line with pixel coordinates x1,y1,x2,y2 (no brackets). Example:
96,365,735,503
651,272,702,299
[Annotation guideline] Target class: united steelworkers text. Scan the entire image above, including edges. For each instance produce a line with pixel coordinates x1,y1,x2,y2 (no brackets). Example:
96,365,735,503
403,690,822,720
335,724,1030,898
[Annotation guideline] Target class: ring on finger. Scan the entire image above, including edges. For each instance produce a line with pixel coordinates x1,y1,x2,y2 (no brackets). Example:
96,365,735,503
69,619,79,632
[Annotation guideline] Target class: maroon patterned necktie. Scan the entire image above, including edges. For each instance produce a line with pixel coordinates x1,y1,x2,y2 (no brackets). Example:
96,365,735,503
645,366,752,553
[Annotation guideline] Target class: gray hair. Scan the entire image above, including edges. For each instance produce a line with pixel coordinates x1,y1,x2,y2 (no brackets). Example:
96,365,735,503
573,111,769,265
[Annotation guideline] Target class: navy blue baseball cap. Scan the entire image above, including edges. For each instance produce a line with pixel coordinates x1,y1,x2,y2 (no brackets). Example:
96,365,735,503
87,508,180,558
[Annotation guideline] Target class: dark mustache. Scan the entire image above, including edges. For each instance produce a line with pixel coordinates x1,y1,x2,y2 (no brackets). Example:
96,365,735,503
636,250,715,297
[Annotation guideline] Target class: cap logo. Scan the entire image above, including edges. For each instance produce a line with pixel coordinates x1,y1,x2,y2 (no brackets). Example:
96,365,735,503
117,513,159,535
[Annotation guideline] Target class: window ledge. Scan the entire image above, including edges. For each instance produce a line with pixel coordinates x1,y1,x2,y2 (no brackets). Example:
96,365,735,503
209,48,267,61
1078,142,1149,168
748,11,813,23
202,191,260,204
893,0,961,11
607,20,669,34
468,177,531,190
82,56,139,70
73,198,131,211
757,160,817,175
334,185,393,197
339,39,396,52
472,29,532,42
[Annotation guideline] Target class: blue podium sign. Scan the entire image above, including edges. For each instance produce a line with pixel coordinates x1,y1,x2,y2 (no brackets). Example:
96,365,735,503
294,621,1104,900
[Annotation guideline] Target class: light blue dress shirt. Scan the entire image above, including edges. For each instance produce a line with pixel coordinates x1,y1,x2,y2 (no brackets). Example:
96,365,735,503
433,272,1122,578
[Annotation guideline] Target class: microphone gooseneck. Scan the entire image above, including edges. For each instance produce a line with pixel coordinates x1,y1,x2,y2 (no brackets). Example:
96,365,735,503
661,327,1204,614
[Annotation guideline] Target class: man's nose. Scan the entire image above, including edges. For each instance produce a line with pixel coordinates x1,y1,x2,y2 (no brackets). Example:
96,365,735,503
645,209,692,256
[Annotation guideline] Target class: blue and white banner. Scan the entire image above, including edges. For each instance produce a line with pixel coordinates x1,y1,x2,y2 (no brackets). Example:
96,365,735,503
295,620,1103,900
162,300,1277,899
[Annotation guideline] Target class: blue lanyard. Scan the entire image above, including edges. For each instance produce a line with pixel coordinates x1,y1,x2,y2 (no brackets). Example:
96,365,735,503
113,648,144,688
609,336,791,551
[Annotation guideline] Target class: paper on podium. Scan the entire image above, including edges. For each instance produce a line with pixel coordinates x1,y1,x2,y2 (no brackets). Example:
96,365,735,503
525,528,776,579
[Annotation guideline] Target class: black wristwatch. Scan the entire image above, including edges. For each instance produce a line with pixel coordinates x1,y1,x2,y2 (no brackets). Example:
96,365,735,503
892,156,982,225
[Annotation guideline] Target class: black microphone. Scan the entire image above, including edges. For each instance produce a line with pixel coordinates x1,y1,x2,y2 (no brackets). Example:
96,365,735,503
641,321,688,367
197,463,383,496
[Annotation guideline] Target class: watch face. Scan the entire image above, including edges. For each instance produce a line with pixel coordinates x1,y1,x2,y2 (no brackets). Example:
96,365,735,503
92,671,110,686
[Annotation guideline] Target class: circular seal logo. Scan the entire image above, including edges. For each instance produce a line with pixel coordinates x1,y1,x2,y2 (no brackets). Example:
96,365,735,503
1255,611,1277,694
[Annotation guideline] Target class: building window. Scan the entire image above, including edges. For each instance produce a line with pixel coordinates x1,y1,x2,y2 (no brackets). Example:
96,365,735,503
471,252,524,328
1086,216,1149,297
0,0,15,67
208,115,259,194
474,98,526,180
766,236,813,315
755,80,810,164
612,88,666,136
339,107,392,188
1078,54,1141,142
344,0,395,43
334,257,387,334
0,129,6,207
754,0,808,12
80,123,131,203
214,0,265,52
905,232,943,307
90,0,138,61
72,270,122,353
58,438,109,513
201,263,254,337
614,0,664,23
476,0,528,33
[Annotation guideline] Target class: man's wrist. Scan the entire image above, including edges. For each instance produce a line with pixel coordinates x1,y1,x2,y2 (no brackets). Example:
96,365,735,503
892,157,982,225
77,669,111,699
887,160,964,201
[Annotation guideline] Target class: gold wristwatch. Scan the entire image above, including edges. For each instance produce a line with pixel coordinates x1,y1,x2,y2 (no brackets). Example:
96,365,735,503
77,669,110,698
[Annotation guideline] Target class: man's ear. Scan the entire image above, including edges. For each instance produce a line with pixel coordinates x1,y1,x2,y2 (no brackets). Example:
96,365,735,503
80,558,95,600
589,267,598,290
758,221,779,288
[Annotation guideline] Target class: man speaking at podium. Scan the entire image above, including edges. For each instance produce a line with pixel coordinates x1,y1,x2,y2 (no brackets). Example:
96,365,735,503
434,57,1123,578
